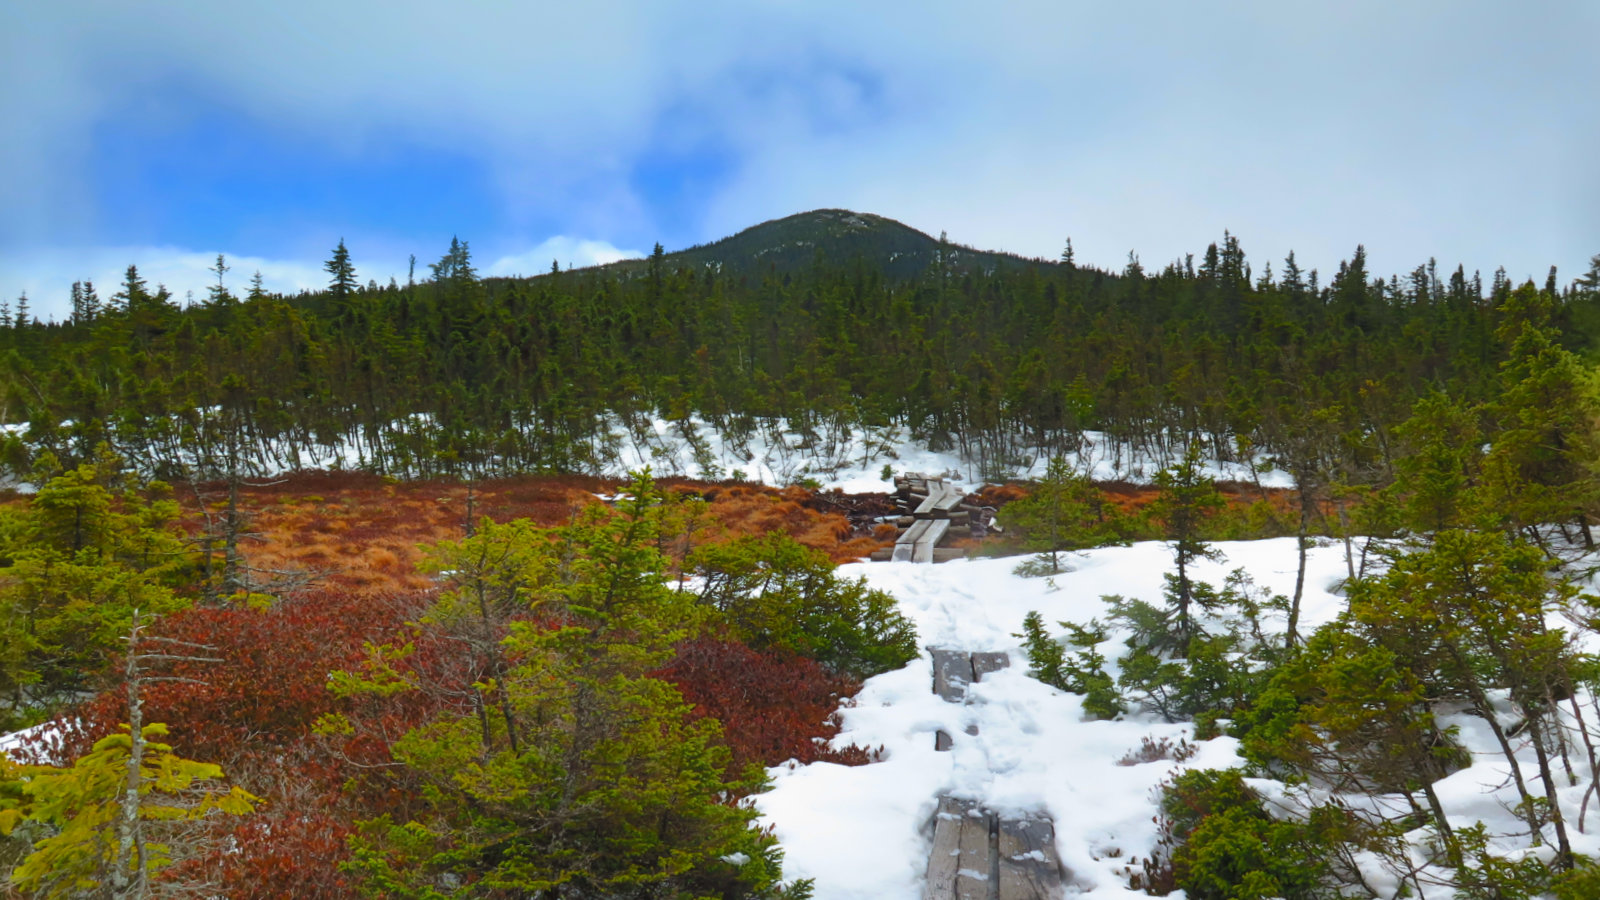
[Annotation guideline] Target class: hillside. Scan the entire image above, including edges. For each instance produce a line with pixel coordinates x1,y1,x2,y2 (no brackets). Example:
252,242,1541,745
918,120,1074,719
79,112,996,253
577,208,1056,282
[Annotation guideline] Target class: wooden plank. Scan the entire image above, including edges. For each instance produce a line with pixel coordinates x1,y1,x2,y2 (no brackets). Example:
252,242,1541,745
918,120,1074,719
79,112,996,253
929,648,973,702
955,807,996,900
931,548,967,564
901,518,935,542
933,483,967,511
895,519,934,562
912,519,951,563
924,796,975,899
997,816,1065,900
971,652,1010,681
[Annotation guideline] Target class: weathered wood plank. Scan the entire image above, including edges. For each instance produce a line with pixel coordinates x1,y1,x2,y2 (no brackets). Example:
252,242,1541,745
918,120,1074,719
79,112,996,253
930,649,974,702
899,518,935,545
955,807,995,900
932,483,967,511
931,548,967,564
924,796,976,899
912,519,951,563
971,652,1011,681
997,816,1065,900
894,518,934,562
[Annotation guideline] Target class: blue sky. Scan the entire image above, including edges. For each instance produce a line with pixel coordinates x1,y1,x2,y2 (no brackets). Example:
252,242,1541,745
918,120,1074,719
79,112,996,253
4,1,1597,320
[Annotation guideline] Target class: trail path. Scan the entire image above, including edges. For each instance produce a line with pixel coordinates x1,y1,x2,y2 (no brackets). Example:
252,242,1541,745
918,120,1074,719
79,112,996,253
757,540,1345,899
924,650,1070,899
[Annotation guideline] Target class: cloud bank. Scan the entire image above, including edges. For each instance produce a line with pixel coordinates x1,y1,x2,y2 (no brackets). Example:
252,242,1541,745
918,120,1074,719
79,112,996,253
3,1,1596,319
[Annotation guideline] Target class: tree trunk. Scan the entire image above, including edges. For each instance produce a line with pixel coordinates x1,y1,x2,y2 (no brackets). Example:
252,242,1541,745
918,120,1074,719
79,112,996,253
113,614,150,899
1526,713,1575,868
1290,492,1310,648
1452,656,1543,842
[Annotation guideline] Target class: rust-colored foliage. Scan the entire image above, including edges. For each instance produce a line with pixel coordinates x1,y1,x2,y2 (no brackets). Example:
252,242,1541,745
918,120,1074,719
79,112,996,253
656,637,879,777
49,590,418,769
10,473,901,898
14,588,456,899
977,478,1298,519
166,780,359,899
664,483,887,563
175,472,892,595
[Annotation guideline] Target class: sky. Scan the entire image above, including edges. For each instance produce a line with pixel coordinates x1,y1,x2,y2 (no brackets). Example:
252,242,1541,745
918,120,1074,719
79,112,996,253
3,1,1597,321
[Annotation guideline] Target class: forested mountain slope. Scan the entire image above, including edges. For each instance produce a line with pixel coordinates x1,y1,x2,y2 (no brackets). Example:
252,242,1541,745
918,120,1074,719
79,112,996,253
586,209,1051,282
2,212,1598,497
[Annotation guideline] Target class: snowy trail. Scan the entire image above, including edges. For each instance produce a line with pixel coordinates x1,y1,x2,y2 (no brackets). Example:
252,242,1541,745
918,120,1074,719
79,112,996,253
924,650,1069,898
756,539,1351,899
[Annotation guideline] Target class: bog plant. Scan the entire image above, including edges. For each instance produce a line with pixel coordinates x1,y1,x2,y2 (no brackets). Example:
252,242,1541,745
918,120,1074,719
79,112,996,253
336,472,869,897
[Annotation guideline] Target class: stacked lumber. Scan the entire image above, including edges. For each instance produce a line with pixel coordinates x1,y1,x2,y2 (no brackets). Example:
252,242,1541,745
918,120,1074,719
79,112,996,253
869,473,999,563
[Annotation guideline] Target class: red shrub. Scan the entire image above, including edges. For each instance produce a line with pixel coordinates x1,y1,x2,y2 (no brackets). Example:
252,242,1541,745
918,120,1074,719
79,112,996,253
48,591,426,773
656,637,879,776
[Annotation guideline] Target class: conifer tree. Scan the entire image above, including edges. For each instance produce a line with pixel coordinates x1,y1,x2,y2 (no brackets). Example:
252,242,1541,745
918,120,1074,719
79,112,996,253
1005,456,1118,575
325,239,358,304
344,473,795,897
1,613,256,897
1480,282,1600,550
1150,442,1224,651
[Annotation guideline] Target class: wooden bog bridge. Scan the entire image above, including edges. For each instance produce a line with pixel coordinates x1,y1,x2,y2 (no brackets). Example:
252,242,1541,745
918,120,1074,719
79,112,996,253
867,475,1068,895
923,649,1070,900
871,474,998,564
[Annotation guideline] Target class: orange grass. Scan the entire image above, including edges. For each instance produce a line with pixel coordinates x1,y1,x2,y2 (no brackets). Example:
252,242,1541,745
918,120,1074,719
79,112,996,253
173,472,897,594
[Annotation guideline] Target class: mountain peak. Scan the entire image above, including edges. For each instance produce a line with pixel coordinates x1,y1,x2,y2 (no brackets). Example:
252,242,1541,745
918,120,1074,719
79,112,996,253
590,209,1051,280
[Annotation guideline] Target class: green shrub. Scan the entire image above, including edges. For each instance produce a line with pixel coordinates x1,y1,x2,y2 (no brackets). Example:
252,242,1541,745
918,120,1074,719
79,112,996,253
1016,612,1124,719
689,533,918,679
1161,769,1329,900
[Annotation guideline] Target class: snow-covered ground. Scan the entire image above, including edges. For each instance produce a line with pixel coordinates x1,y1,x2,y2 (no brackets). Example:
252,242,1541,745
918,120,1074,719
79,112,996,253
756,540,1600,899
2,413,1292,493
606,416,1292,493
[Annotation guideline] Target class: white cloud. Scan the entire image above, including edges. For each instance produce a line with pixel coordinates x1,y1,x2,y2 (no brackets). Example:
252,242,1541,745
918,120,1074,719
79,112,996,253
487,238,644,278
3,0,1597,300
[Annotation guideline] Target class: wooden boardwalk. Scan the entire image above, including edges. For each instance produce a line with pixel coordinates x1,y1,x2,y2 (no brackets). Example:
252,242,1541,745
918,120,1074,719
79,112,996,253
924,649,1070,899
925,801,1068,900
893,481,967,562
872,474,998,563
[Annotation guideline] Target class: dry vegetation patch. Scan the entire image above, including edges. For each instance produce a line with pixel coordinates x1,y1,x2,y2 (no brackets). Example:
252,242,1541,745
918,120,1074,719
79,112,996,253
175,472,896,594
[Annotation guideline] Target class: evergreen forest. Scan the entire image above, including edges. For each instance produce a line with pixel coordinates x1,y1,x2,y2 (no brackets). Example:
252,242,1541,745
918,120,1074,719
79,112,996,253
5,208,1599,491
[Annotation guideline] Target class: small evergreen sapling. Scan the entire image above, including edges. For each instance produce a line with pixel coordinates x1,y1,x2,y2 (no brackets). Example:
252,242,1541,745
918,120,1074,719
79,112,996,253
1016,611,1123,719
1006,457,1122,576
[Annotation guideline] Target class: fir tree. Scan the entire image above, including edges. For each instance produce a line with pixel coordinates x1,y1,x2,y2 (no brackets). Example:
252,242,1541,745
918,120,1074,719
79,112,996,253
1149,442,1224,651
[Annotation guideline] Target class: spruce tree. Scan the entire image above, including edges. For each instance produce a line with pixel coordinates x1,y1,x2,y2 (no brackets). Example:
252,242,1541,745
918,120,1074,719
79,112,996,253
1150,442,1224,651
343,473,793,897
325,239,358,304
1005,456,1118,575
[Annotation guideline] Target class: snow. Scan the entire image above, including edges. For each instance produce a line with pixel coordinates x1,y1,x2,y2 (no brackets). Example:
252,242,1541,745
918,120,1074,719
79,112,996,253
0,720,68,763
605,415,1291,493
756,539,1600,898
0,412,1291,493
